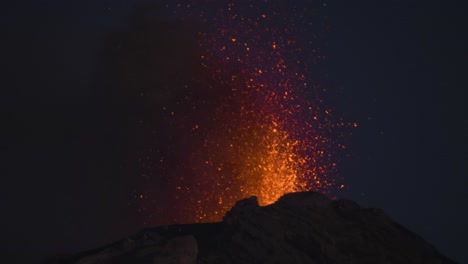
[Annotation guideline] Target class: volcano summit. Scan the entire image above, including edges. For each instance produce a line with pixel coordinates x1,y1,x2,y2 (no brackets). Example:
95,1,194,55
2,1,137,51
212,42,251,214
47,191,456,264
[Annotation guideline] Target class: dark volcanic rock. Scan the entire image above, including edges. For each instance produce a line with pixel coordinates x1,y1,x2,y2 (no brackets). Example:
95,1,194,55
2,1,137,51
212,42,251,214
49,191,456,264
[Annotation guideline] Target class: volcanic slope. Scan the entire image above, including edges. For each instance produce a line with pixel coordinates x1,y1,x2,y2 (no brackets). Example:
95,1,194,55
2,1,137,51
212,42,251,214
49,191,456,264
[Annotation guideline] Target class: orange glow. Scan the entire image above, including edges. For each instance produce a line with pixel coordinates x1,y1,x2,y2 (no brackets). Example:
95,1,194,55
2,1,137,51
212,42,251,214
135,2,354,226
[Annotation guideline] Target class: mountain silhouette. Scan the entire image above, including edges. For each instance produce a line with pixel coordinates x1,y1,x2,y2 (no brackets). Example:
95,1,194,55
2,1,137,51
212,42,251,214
46,191,456,264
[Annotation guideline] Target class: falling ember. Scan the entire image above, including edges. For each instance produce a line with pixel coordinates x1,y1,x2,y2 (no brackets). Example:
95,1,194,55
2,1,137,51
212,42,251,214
132,1,354,225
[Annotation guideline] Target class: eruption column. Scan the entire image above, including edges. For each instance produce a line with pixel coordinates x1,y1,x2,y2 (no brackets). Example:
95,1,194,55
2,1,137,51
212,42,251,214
134,1,350,225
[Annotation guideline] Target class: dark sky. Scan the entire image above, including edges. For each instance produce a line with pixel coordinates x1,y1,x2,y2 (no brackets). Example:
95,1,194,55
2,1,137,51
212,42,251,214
327,2,466,263
1,1,466,263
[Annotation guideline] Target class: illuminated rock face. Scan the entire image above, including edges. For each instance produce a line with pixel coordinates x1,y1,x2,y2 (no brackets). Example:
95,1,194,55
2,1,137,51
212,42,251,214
52,191,456,264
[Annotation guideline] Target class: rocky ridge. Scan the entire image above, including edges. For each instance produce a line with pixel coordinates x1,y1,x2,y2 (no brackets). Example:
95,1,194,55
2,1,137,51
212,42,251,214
48,191,456,264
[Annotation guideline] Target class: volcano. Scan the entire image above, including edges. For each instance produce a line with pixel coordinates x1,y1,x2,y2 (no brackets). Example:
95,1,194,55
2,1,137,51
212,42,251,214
46,191,455,264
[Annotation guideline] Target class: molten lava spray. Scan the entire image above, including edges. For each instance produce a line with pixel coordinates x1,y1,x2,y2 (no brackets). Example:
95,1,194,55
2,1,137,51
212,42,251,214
132,1,352,225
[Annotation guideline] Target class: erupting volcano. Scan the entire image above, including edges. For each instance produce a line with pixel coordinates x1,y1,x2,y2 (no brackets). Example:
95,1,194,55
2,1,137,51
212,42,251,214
127,1,353,225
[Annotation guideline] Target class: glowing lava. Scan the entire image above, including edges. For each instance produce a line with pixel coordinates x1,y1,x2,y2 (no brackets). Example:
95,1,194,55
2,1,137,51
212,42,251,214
132,1,352,225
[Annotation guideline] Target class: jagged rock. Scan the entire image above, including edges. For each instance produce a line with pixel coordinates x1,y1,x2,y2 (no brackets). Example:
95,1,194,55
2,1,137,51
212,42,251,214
50,191,456,264
154,236,198,264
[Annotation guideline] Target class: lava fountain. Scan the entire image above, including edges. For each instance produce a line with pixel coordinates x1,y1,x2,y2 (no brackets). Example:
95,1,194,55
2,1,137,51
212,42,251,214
131,1,351,225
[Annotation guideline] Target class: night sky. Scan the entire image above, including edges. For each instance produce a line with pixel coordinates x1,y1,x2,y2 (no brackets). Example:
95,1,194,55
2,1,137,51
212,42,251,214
2,0,466,263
